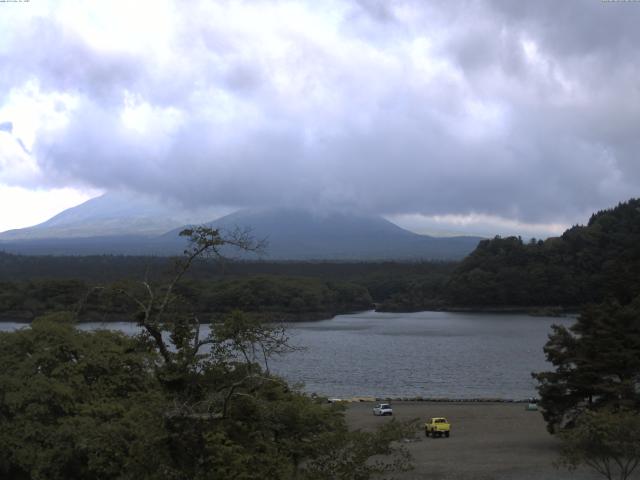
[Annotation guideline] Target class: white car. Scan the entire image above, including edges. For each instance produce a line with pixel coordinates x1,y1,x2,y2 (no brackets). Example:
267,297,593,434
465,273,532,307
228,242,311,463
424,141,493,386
372,403,393,416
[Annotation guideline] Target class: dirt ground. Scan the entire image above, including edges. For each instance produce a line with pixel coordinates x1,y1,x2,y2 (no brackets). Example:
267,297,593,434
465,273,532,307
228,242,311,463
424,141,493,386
345,402,610,480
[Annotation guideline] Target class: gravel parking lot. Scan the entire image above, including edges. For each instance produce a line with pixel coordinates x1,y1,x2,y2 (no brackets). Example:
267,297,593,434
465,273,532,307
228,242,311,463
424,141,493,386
346,402,606,480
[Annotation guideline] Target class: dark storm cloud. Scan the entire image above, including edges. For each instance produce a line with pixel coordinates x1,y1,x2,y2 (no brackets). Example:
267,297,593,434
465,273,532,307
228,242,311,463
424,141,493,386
2,0,639,229
487,0,640,59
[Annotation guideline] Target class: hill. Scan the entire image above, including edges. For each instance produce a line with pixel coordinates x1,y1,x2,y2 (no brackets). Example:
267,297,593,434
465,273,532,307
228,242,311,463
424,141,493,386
0,198,482,260
0,192,227,240
160,208,482,260
444,198,640,307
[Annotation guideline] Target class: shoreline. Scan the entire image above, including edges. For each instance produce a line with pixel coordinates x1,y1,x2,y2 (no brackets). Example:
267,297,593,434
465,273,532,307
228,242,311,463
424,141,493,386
329,396,537,404
0,309,351,324
376,304,579,317
0,306,578,324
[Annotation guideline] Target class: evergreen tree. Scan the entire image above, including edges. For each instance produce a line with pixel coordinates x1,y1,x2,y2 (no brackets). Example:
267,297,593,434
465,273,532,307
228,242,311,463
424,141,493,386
447,198,640,308
533,296,640,433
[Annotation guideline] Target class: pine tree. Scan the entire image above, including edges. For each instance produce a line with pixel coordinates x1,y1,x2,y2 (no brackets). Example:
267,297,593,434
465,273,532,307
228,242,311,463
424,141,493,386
533,296,640,433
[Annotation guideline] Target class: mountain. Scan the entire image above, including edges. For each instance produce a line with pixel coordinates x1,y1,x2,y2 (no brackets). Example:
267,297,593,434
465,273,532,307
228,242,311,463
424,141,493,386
164,208,482,260
0,196,482,260
0,192,229,240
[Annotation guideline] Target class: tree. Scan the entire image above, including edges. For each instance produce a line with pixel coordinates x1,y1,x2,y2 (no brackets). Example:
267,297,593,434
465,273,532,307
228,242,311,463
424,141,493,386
533,296,640,433
557,409,640,480
115,226,417,478
0,227,417,479
302,419,416,480
0,312,166,480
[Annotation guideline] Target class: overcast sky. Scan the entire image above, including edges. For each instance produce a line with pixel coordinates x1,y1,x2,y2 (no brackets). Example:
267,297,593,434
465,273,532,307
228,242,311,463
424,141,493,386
1,0,639,237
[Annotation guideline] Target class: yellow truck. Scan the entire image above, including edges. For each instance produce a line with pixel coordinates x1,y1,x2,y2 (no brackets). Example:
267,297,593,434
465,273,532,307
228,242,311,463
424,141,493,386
424,417,451,438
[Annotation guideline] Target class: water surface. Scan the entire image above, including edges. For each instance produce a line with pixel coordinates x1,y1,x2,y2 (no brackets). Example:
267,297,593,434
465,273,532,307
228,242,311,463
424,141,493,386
1,311,574,399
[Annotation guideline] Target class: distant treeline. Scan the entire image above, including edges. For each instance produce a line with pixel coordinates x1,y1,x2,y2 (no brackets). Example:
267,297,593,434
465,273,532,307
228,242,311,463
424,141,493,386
2,198,639,316
0,276,374,322
0,254,455,320
0,252,454,283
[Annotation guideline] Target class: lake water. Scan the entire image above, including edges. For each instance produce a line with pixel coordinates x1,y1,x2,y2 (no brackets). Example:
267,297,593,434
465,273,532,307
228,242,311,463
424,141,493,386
0,310,574,400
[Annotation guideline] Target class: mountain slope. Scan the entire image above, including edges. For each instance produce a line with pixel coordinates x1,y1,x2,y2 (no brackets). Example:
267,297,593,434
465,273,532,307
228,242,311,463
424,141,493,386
0,192,229,240
0,198,482,260
161,208,482,260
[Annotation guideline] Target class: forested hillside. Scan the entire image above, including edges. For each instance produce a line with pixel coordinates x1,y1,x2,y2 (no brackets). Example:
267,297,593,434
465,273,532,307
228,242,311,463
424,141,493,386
445,199,640,308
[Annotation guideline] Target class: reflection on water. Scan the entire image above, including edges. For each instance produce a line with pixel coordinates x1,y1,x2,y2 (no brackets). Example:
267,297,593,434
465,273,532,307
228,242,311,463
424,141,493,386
0,310,574,400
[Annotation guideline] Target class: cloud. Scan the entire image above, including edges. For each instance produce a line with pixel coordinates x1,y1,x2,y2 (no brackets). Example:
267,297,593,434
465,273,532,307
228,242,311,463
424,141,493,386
1,0,639,235
0,184,98,232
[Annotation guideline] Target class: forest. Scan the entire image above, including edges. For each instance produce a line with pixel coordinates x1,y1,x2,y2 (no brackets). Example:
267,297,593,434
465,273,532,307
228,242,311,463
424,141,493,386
1,199,640,319
0,254,453,322
445,198,640,308
0,276,374,323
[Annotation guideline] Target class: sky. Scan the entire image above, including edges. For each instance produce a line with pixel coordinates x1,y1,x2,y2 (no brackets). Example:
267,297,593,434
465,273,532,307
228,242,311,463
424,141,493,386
1,0,639,238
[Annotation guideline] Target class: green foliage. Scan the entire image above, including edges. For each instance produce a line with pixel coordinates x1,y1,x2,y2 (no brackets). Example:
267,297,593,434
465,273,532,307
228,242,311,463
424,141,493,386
0,310,415,480
302,419,417,479
533,296,640,433
180,276,373,318
0,227,415,479
0,276,373,323
0,251,455,285
557,409,640,480
373,272,452,311
0,250,459,314
446,236,584,306
446,198,640,307
0,313,165,480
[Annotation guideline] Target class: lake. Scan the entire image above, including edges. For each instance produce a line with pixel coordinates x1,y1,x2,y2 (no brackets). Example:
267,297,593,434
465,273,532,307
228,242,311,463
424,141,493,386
0,310,574,400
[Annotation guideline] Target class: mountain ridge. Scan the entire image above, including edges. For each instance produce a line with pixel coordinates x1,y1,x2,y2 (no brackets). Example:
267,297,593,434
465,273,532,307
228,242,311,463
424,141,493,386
0,194,483,260
0,192,229,240
159,207,483,260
